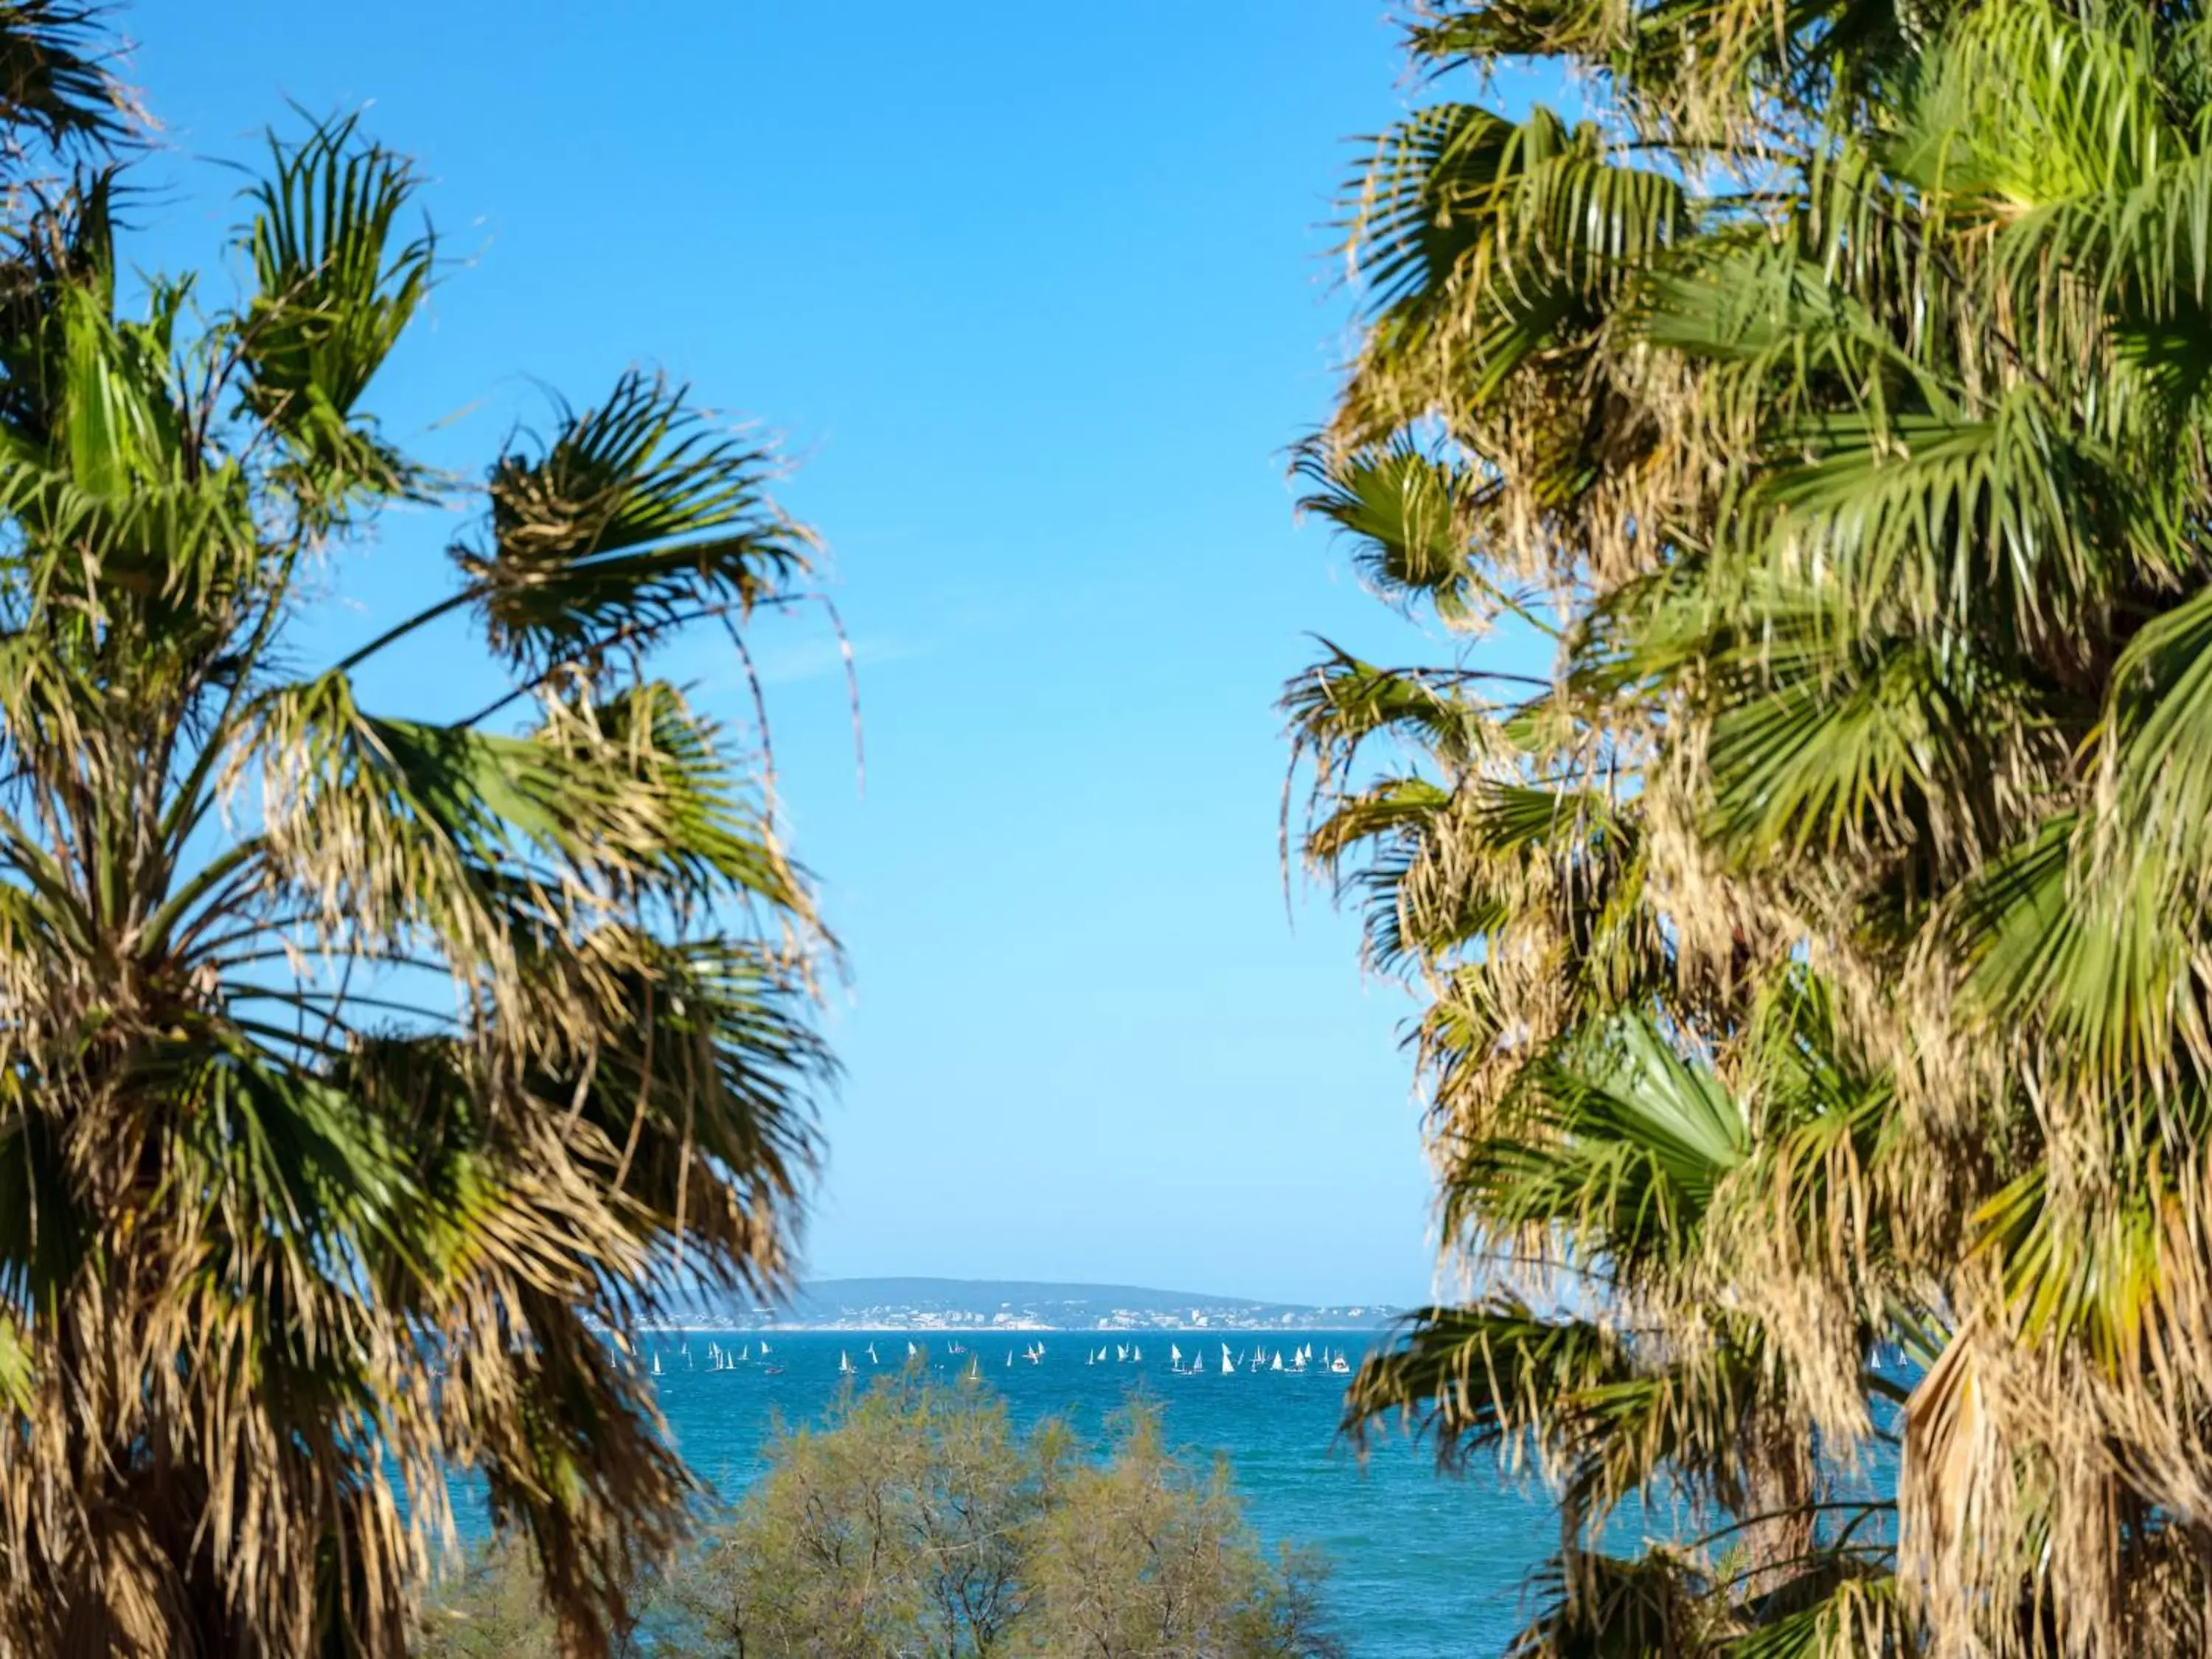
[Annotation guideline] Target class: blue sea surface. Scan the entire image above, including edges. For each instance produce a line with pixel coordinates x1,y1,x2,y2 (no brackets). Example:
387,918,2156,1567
622,1329,1554,1655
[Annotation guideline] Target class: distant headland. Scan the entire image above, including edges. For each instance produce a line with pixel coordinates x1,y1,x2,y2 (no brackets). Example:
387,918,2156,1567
647,1276,1398,1333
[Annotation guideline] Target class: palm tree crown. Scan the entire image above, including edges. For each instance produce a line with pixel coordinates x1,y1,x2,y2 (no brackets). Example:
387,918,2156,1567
1299,0,2212,1653
0,24,837,1657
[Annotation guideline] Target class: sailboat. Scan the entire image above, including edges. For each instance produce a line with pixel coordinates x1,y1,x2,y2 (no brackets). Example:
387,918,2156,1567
1270,1352,1282,1372
866,1343,879,1366
759,1339,771,1354
907,1340,919,1359
1220,1343,1235,1374
964,1354,981,1382
739,1345,749,1362
1169,1342,1183,1371
838,1350,854,1375
1006,1349,1014,1367
651,1352,663,1376
1329,1352,1351,1374
1133,1344,1142,1363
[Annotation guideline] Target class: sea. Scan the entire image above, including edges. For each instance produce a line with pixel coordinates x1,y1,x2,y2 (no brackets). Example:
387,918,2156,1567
470,1329,1573,1655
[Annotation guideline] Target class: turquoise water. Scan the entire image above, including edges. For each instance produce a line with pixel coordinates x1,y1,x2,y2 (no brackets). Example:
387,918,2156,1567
628,1329,1556,1655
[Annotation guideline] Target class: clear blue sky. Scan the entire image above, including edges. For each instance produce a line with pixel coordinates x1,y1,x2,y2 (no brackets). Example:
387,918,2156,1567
122,1,1535,1306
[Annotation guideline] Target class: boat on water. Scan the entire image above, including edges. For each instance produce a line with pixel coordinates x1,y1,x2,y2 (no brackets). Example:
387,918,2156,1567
651,1352,663,1376
1220,1343,1235,1374
866,1343,879,1366
838,1350,854,1375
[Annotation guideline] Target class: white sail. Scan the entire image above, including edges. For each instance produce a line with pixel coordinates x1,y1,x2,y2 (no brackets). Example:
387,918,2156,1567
651,1352,662,1376
1170,1343,1182,1366
1271,1352,1282,1371
740,1346,749,1362
907,1340,918,1359
1220,1343,1234,1373
838,1350,853,1374
759,1340,771,1354
1133,1345,1142,1363
866,1343,878,1365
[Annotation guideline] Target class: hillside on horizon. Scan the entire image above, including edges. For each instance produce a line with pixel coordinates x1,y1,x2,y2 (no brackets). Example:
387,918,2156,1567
807,1276,1289,1310
666,1275,1397,1332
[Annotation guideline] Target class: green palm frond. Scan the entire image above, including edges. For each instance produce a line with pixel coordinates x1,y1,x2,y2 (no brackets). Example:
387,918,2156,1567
237,114,434,501
1504,1549,1720,1659
1295,436,1499,623
1283,645,1523,773
1343,1300,1629,1471
1448,1015,1747,1265
1972,1161,2168,1369
0,2,133,161
1728,1570,1905,1659
464,369,813,667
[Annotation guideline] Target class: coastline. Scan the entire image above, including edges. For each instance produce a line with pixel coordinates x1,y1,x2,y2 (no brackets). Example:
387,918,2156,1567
629,1318,1397,1335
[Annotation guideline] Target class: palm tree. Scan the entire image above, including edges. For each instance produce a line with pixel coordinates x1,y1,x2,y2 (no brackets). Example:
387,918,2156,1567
0,42,838,1659
1297,0,2212,1652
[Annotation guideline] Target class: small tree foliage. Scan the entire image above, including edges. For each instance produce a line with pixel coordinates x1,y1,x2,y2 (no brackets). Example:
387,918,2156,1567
421,1368,1344,1659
